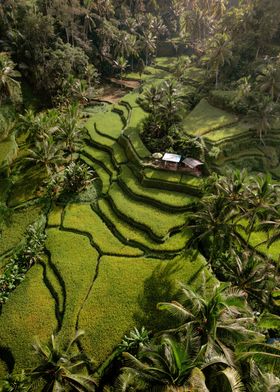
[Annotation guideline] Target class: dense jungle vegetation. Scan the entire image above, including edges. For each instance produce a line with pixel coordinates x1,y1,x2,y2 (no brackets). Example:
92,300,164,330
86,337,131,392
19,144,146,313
0,0,280,391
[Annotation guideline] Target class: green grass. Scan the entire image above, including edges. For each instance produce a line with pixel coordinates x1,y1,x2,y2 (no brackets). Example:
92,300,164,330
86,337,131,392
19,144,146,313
121,92,141,108
79,252,210,365
154,57,179,69
85,119,116,148
0,264,57,376
238,220,280,262
98,198,189,253
119,166,195,208
46,228,99,346
205,121,252,143
247,231,280,262
180,174,204,187
94,110,124,140
182,99,238,136
123,129,150,159
108,183,187,240
129,107,149,129
63,204,143,256
112,143,127,164
83,145,117,178
0,205,42,259
47,205,63,227
80,155,111,194
183,66,206,83
143,168,181,183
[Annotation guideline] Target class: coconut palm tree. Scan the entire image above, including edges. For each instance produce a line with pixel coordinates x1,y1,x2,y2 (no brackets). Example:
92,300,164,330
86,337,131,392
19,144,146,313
0,52,21,104
245,173,279,244
187,195,244,261
57,103,85,160
216,250,276,307
116,329,244,391
256,63,280,101
27,139,64,176
249,96,279,144
206,33,233,88
157,281,262,364
113,56,129,87
29,330,97,391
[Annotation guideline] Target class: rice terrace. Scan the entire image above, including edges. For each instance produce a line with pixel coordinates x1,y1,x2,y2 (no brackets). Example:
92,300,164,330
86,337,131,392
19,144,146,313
0,0,280,391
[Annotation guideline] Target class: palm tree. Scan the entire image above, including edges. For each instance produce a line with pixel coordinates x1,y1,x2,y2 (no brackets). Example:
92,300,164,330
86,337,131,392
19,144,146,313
0,52,21,104
57,103,85,160
256,63,280,101
157,281,262,364
29,330,97,391
140,31,156,65
116,329,243,391
18,109,60,144
216,250,276,306
249,96,278,143
206,33,233,88
187,195,244,261
27,139,64,176
245,173,279,244
113,56,129,87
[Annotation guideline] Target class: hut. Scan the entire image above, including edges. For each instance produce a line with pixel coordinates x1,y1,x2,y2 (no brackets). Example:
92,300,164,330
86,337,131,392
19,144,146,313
162,153,182,170
182,157,204,176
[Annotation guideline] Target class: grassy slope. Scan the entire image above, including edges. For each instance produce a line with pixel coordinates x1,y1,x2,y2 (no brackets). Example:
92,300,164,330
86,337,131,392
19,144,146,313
79,252,210,365
46,228,99,346
63,204,143,256
108,183,187,239
98,198,189,253
0,264,57,376
94,111,123,140
119,165,195,208
182,98,238,136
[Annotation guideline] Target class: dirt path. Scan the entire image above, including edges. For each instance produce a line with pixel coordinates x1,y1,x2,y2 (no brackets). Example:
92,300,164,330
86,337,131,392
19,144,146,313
95,79,140,104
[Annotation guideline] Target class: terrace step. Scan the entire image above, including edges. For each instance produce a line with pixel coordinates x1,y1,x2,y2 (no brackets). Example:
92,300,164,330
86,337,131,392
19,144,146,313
118,165,196,211
107,182,187,242
142,168,203,196
94,110,124,140
80,155,111,194
63,204,143,257
83,145,118,178
98,198,189,254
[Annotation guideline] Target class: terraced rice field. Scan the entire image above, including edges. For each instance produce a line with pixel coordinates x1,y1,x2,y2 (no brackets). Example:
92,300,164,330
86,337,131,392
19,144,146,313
0,64,211,378
4,59,279,380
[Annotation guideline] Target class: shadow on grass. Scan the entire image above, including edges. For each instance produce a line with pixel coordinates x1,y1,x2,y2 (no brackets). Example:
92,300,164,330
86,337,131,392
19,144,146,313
133,259,182,333
133,251,209,333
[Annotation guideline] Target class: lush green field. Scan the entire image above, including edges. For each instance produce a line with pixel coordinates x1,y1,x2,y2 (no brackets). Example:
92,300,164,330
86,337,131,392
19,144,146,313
108,182,187,240
182,98,238,136
79,252,210,365
46,228,99,346
119,165,195,209
63,204,143,256
0,264,57,376
98,198,189,253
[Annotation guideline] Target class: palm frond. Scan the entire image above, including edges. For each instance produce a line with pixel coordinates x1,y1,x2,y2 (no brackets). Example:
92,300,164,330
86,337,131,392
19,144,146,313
219,367,245,392
188,367,209,392
157,301,194,321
